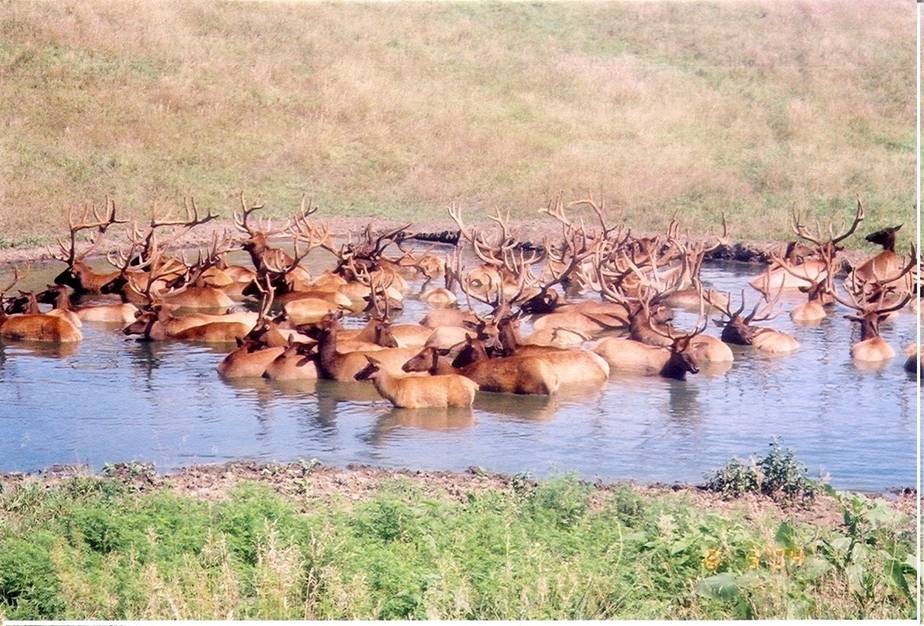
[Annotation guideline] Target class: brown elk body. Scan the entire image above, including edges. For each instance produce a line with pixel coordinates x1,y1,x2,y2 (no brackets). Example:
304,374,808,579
263,341,320,381
310,315,421,382
356,356,478,408
1,314,82,343
403,342,560,395
218,341,287,378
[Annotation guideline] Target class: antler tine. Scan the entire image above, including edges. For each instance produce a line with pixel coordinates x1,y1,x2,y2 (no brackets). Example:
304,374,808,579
299,194,318,218
471,236,504,267
540,191,571,227
748,281,784,323
791,206,825,247
0,266,22,296
768,250,825,287
370,223,410,257
447,202,474,244
568,192,616,239
831,276,866,312
831,196,865,245
234,190,266,235
703,287,733,319
58,197,126,265
487,207,513,246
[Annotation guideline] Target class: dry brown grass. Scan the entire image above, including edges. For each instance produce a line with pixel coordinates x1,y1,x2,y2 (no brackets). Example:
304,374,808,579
0,0,914,247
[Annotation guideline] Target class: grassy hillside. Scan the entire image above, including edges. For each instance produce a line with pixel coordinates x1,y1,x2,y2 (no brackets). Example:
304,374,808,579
0,1,915,247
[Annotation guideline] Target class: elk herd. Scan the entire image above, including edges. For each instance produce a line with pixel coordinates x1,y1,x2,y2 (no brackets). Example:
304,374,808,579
0,193,918,409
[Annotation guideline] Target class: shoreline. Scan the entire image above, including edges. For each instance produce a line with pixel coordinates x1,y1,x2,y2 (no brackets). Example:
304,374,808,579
1,459,915,528
0,215,874,268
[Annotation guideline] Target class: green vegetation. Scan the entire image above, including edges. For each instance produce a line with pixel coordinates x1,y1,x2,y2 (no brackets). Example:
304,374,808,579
0,471,914,620
704,441,820,502
0,1,914,247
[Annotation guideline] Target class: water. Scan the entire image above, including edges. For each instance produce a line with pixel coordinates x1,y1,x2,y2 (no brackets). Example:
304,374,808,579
0,253,915,491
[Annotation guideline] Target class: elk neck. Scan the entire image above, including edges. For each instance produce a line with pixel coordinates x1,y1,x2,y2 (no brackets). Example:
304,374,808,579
314,326,339,378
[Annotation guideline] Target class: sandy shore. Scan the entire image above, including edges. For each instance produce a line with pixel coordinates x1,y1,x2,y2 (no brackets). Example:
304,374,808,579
0,215,869,268
1,460,915,530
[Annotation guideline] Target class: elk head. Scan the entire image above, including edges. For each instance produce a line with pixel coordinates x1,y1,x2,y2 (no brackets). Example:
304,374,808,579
53,198,126,291
865,224,902,251
354,355,384,381
708,288,780,346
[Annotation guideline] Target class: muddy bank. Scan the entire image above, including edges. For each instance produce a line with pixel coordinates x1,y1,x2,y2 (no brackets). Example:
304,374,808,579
0,460,914,530
0,216,870,268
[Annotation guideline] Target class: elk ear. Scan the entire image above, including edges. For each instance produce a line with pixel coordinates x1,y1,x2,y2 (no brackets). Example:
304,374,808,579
712,319,725,328
893,223,903,232
843,314,861,322
235,337,245,347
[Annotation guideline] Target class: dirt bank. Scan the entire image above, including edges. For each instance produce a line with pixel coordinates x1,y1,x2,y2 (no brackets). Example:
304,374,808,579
0,216,871,269
0,460,914,530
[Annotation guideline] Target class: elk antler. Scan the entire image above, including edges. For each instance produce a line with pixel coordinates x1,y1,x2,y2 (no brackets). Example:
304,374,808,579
56,197,126,265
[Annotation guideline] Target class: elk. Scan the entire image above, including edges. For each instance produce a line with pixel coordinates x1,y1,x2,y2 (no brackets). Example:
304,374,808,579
833,252,915,362
123,307,252,343
234,192,312,285
766,252,833,323
401,339,561,395
121,255,254,343
448,203,545,302
708,289,799,354
263,338,320,381
37,285,139,324
218,337,287,379
0,268,82,343
854,224,905,285
307,314,422,382
752,198,864,294
904,344,919,374
218,275,290,377
53,198,127,294
356,355,479,408
590,302,708,379
450,255,611,386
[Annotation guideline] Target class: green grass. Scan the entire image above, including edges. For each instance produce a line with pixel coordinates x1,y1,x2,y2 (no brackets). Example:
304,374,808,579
0,1,915,246
0,473,914,620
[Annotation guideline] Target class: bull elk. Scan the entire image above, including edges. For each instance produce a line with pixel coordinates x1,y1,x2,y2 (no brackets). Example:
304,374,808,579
751,198,864,294
767,252,833,323
708,289,799,354
53,198,127,294
591,292,710,379
833,251,915,362
356,355,478,408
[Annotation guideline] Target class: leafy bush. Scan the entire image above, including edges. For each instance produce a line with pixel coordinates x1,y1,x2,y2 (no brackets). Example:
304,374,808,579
704,442,819,501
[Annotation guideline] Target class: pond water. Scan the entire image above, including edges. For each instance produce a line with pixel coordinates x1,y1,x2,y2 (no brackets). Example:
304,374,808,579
0,251,915,491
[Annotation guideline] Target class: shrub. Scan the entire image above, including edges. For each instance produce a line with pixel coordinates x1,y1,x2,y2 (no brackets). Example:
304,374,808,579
704,442,818,502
